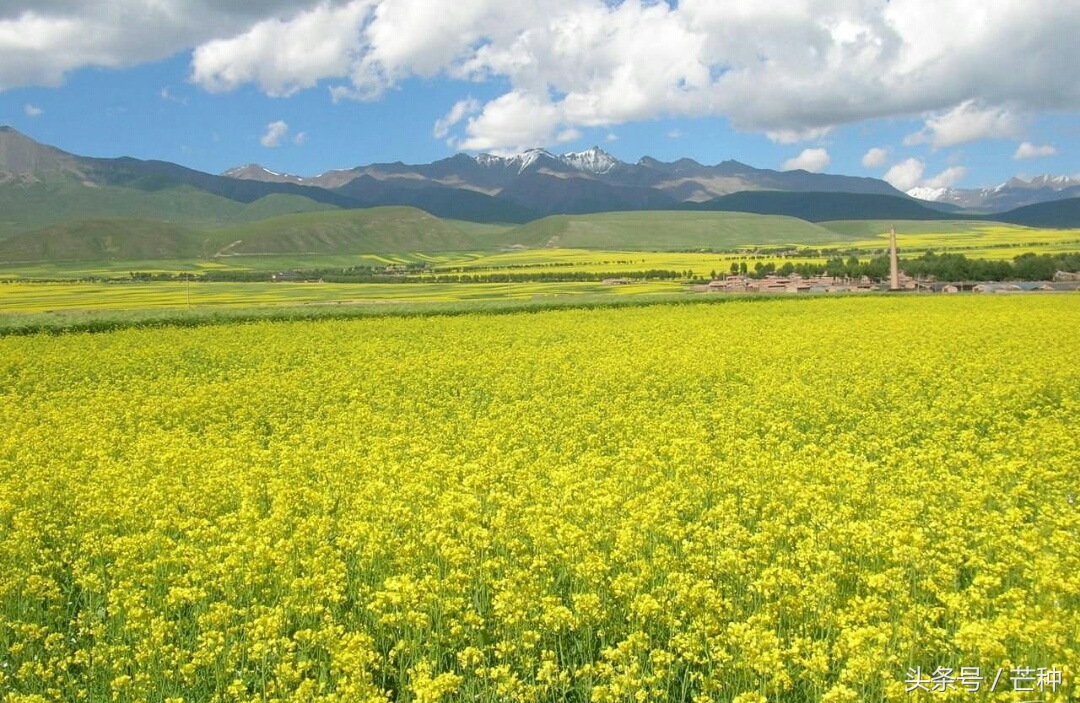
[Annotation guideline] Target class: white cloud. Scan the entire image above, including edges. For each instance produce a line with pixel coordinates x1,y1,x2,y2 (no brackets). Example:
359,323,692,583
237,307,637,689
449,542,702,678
783,148,830,173
191,2,374,97
1013,141,1057,160
883,158,925,191
766,127,831,145
885,159,968,191
433,98,479,139
604,132,618,142
0,2,303,90
861,147,889,169
457,91,561,153
904,100,1022,149
667,129,684,139
160,87,187,104
23,103,42,117
2,1,1079,153
923,165,967,189
556,128,581,143
292,131,308,146
260,120,289,148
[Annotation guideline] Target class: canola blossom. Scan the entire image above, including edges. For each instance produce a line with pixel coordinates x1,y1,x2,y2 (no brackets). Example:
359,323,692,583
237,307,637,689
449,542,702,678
0,296,1077,702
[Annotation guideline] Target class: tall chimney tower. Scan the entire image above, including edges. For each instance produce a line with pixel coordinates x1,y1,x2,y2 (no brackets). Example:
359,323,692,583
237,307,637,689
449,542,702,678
889,224,900,291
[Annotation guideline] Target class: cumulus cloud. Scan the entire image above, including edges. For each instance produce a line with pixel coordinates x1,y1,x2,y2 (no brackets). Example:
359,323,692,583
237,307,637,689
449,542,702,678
293,131,308,146
1013,141,1057,160
23,103,42,117
556,128,581,143
433,98,480,140
861,147,889,169
260,120,289,148
884,159,967,191
0,2,302,90
2,1,1078,152
766,127,831,145
456,91,561,153
904,100,1022,149
923,165,968,189
191,2,373,97
783,148,831,173
883,158,925,191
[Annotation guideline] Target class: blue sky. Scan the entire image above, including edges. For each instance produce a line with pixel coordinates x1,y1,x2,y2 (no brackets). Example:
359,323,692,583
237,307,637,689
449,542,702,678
0,1,1076,191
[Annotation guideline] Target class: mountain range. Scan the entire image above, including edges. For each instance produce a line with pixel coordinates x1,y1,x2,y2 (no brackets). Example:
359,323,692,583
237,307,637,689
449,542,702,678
907,175,1080,212
1,125,1078,240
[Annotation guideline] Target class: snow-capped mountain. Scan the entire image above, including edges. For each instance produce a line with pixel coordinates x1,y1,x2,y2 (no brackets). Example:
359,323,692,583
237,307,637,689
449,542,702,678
905,186,951,202
907,174,1080,212
472,146,620,175
474,148,560,174
560,146,620,174
222,164,307,185
1005,174,1080,189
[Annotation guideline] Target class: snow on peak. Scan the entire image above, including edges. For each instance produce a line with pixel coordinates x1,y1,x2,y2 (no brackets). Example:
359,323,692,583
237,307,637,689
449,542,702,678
1028,174,1079,188
906,186,950,202
560,146,620,174
474,153,505,168
473,146,624,175
517,148,554,172
1004,174,1080,190
474,148,557,173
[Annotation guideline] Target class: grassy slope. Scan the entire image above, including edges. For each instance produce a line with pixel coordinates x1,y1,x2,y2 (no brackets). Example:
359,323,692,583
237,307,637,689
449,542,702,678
0,181,339,241
0,219,201,263
444,219,515,244
236,194,340,222
201,207,497,255
502,211,854,250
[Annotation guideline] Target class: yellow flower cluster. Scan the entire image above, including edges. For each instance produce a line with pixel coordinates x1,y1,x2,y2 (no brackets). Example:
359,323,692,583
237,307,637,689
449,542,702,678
0,296,1076,701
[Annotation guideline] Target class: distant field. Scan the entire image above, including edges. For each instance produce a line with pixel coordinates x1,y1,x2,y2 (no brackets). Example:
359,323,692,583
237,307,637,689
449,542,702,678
438,248,825,276
821,220,1080,253
818,219,997,238
0,279,683,314
1,212,1077,285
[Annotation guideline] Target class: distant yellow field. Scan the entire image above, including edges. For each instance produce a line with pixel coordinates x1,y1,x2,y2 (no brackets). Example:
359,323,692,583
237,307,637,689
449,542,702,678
0,280,683,314
846,224,1080,254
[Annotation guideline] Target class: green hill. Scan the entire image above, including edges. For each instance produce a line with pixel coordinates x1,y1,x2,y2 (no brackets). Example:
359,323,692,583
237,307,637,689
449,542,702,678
0,218,199,263
996,197,1080,228
0,207,513,265
500,211,849,250
237,194,340,222
0,180,339,241
203,207,497,256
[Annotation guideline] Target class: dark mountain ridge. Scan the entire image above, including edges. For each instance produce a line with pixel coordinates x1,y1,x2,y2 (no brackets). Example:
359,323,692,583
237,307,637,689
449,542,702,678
1,126,1079,229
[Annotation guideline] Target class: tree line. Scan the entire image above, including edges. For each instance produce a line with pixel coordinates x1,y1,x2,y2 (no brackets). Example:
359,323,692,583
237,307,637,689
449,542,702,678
722,251,1080,282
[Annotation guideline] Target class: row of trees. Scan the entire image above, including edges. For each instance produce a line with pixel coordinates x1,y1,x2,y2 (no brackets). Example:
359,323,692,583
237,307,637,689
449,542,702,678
718,252,1080,282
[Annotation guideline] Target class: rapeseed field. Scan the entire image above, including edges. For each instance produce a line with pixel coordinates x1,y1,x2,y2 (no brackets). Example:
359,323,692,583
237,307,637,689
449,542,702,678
0,296,1076,702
